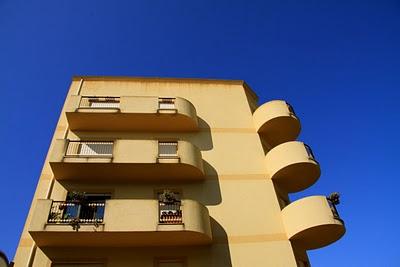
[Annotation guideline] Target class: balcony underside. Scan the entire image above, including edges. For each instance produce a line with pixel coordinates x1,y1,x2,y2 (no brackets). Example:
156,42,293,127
272,162,320,192
290,223,345,250
50,162,205,182
257,116,301,147
30,228,212,247
66,112,199,132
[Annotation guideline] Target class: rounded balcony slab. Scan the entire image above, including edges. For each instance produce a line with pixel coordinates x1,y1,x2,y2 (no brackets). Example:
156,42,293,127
253,100,300,147
66,96,199,132
281,196,345,250
29,199,212,248
265,141,320,192
49,139,204,182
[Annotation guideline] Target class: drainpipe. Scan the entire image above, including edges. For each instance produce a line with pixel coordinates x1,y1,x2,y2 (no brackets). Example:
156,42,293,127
26,78,83,267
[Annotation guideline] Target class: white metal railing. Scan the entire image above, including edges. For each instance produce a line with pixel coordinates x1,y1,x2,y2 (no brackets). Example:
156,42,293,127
79,96,120,109
65,141,113,157
158,141,178,158
158,97,176,110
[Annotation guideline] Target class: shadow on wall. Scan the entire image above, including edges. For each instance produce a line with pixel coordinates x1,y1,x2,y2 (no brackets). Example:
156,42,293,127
38,218,232,267
196,117,213,151
70,117,214,151
208,217,233,267
59,159,222,206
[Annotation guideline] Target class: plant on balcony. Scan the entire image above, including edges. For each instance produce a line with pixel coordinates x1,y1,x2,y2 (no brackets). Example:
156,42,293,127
327,192,343,222
67,191,87,203
66,191,87,231
48,211,62,222
327,192,340,205
159,190,178,204
69,217,81,232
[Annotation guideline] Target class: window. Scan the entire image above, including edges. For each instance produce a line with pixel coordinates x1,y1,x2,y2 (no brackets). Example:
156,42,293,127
158,97,176,110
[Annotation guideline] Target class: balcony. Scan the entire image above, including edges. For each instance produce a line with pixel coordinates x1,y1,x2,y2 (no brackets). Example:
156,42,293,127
265,141,320,192
253,100,301,147
281,196,345,250
65,96,199,131
29,199,212,247
49,139,204,182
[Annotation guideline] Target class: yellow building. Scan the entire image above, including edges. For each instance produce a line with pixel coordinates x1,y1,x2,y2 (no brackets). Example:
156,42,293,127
14,77,345,267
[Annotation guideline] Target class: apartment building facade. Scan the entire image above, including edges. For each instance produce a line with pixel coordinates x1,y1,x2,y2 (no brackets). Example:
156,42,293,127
13,77,345,267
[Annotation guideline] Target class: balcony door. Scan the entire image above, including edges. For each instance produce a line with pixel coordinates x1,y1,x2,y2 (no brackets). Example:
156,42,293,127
63,193,110,222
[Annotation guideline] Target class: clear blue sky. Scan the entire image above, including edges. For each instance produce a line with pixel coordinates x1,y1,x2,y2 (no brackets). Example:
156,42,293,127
1,0,399,265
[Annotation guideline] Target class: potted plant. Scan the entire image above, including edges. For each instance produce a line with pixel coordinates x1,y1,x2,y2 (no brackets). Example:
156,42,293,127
65,191,87,231
67,191,87,203
159,190,177,204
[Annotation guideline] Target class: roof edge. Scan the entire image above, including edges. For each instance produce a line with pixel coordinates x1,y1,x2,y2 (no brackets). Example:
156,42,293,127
72,76,259,102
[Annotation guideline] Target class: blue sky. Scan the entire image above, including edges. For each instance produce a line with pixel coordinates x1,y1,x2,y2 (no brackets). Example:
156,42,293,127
1,0,399,265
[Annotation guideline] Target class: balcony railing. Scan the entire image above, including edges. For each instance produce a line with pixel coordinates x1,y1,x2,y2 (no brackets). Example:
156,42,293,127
47,201,105,224
286,102,297,117
327,199,342,222
79,96,120,109
159,201,182,224
78,96,176,111
158,97,176,112
47,200,183,225
65,141,113,157
65,140,179,159
326,193,343,223
304,144,316,161
158,141,178,158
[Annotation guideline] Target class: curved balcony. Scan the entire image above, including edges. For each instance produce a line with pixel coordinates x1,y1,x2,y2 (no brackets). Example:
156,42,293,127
253,100,300,147
281,196,345,250
29,199,212,247
65,96,198,131
49,139,204,182
265,141,320,192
